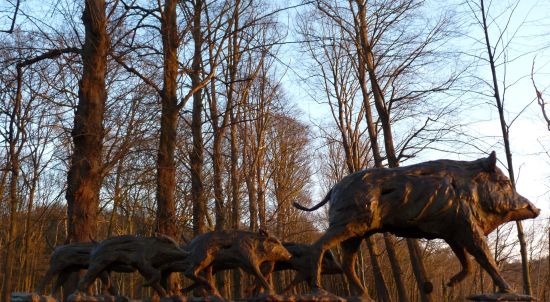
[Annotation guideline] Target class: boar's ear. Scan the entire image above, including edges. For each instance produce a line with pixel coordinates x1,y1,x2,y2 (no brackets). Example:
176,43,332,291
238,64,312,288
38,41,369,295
259,228,269,237
481,151,497,172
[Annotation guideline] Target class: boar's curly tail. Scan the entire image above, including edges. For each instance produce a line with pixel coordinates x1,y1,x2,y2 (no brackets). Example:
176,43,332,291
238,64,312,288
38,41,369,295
293,189,332,211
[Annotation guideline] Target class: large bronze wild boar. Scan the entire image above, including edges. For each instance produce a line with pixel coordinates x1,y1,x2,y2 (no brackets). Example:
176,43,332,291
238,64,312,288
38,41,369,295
76,234,188,297
293,152,540,298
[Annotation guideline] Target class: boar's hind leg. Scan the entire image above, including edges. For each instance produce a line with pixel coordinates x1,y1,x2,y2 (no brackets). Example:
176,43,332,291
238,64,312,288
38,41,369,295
98,271,117,295
463,229,512,293
310,224,363,293
184,254,220,297
78,260,109,294
249,259,273,294
52,270,71,296
446,241,470,287
138,262,167,297
341,237,367,296
36,266,57,294
282,273,305,294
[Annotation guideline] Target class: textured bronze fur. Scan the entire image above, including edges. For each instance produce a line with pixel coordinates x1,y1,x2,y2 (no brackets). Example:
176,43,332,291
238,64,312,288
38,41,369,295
272,243,343,293
173,242,342,294
76,235,188,297
293,152,540,298
180,229,292,297
36,242,115,296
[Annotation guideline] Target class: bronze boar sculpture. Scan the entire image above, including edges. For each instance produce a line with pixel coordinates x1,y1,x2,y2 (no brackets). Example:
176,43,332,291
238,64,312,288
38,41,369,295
36,241,116,296
178,229,292,298
293,152,540,299
175,241,343,294
272,242,343,293
74,234,188,297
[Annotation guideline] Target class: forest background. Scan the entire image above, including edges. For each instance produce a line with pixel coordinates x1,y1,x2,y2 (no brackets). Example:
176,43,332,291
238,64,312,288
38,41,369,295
0,0,549,301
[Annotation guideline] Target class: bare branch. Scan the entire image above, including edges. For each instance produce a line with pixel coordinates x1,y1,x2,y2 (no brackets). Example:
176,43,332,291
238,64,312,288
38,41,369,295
531,60,550,131
0,0,20,33
16,47,80,68
110,52,162,95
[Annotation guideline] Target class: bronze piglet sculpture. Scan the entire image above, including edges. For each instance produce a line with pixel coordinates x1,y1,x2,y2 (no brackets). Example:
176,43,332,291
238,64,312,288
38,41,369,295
181,229,292,298
75,234,188,297
36,242,116,297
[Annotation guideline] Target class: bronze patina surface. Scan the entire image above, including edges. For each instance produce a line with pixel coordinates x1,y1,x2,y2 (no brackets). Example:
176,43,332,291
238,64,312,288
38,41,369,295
272,243,343,293
181,229,292,298
294,152,540,299
36,242,116,296
76,235,188,297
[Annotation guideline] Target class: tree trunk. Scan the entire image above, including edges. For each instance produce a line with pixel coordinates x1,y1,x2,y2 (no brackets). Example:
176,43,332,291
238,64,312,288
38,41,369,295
366,237,392,302
22,166,39,291
479,0,532,294
230,106,242,298
354,1,432,300
209,78,228,231
2,67,23,302
108,160,124,236
66,0,107,243
190,0,206,236
64,1,108,299
355,16,409,302
156,0,179,238
244,121,259,231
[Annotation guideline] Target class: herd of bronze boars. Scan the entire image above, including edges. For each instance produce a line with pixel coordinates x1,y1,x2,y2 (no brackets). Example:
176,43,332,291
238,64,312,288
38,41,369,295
34,152,540,301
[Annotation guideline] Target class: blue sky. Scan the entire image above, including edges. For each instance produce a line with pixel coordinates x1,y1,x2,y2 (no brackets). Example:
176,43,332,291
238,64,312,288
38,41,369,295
277,0,550,219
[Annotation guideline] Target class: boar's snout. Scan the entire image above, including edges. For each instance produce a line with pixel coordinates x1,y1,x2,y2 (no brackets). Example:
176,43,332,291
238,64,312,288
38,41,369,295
271,242,292,261
510,194,540,221
530,203,541,217
521,196,540,218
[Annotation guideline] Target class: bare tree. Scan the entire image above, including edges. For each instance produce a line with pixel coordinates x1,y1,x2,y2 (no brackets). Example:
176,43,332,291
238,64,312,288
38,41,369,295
468,0,535,294
531,62,550,131
298,12,392,300
1,59,26,302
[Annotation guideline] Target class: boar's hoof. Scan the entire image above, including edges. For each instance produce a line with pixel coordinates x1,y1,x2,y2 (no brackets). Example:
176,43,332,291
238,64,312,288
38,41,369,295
467,292,537,301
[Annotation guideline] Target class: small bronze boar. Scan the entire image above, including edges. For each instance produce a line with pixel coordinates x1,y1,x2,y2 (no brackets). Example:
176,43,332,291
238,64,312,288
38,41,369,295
273,242,343,293
36,242,116,296
181,229,292,297
76,234,188,297
175,242,342,294
293,152,540,298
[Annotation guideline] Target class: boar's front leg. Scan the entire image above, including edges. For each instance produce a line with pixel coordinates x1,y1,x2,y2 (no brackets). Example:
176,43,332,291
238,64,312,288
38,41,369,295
446,241,470,287
36,266,58,294
138,262,167,297
78,259,110,294
341,237,367,296
184,252,221,297
309,224,362,295
239,249,273,295
52,270,72,296
462,226,512,293
98,271,117,295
